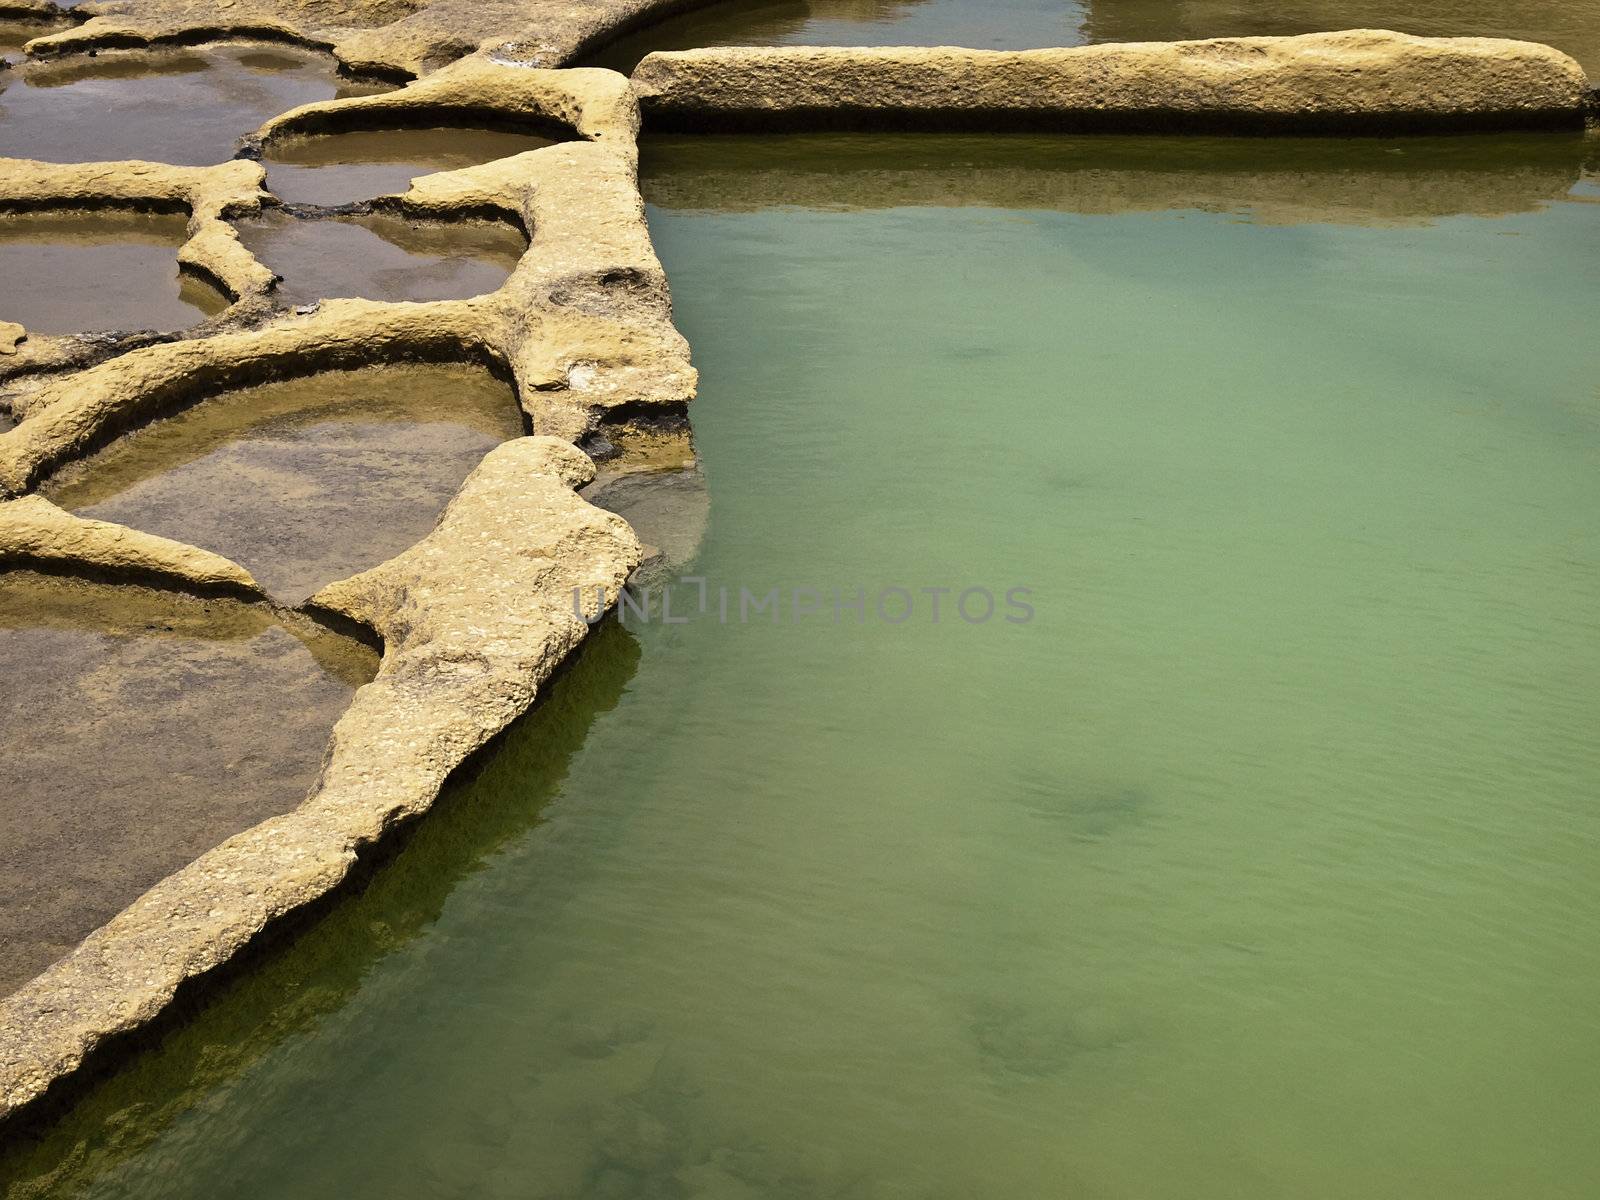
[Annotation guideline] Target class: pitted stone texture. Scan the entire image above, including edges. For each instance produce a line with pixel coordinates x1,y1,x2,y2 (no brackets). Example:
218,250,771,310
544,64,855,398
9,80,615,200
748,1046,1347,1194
0,437,639,1123
396,140,693,440
631,32,1591,133
0,298,487,495
20,0,707,79
0,141,692,495
257,57,640,148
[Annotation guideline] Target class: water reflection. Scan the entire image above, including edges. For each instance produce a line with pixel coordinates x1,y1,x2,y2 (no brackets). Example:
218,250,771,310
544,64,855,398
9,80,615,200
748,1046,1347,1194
0,211,228,335
641,131,1599,225
0,44,389,166
586,0,1600,76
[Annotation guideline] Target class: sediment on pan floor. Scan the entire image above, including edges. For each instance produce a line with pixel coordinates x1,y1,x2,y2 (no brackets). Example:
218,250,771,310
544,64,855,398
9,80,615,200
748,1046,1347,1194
42,362,527,602
0,569,377,995
0,43,392,166
0,156,285,384
261,126,559,205
235,209,526,305
0,210,228,335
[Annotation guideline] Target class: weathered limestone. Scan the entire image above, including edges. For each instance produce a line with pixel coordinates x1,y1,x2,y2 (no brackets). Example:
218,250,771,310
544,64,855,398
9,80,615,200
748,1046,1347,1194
0,0,72,34
0,493,262,594
630,32,1591,133
16,0,709,79
254,56,640,147
404,140,694,440
0,437,640,1122
0,134,694,493
0,298,485,493
0,45,693,1128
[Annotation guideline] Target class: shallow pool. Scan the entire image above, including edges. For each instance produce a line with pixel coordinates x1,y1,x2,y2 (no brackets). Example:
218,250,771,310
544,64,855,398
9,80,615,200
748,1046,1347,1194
0,43,385,166
44,363,527,603
0,573,374,995
5,132,1600,1198
0,210,227,335
234,212,526,307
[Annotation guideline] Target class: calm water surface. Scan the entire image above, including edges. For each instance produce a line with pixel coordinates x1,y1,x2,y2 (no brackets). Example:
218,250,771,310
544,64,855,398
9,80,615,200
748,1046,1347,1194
0,43,384,165
586,0,1600,76
4,133,1600,1198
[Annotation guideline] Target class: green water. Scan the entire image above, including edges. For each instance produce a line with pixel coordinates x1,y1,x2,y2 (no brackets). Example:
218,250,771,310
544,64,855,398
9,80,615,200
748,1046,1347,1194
6,134,1600,1197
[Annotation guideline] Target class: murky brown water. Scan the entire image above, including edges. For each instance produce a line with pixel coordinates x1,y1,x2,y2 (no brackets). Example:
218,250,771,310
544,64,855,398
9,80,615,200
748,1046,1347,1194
586,0,1600,76
263,128,558,206
0,571,375,994
0,20,58,57
44,363,526,602
0,43,389,166
0,211,228,334
236,210,525,306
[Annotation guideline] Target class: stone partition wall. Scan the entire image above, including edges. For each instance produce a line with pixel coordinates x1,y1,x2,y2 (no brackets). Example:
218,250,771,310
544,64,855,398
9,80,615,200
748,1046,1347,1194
630,32,1591,132
0,44,692,1127
8,0,726,78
